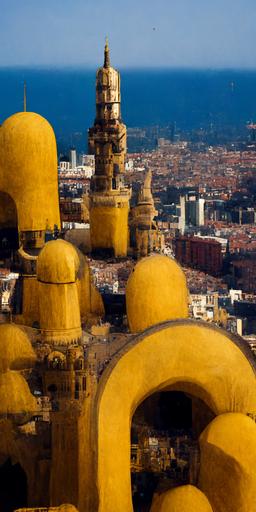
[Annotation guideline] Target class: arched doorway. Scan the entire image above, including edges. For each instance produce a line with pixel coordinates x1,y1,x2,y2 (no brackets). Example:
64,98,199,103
0,192,19,259
0,458,27,512
86,321,256,512
131,390,215,512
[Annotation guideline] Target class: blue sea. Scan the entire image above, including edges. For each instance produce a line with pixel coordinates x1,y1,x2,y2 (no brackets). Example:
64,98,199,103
1,68,256,150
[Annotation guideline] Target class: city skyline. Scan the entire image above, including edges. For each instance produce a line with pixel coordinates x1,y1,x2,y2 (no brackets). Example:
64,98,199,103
0,0,256,69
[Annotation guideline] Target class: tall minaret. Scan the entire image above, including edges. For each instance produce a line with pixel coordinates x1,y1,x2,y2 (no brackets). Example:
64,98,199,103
88,40,130,258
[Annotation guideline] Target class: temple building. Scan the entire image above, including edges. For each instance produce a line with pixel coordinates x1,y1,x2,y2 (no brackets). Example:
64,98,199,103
129,170,164,258
0,42,256,512
88,39,131,258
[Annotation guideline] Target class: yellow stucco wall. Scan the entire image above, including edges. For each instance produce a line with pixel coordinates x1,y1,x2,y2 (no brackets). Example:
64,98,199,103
15,276,39,327
0,112,60,233
38,283,82,344
0,191,17,227
87,321,256,512
76,254,104,322
90,204,129,257
199,413,256,512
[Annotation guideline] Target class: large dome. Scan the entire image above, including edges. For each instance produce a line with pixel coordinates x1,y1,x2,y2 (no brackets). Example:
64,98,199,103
126,255,188,332
0,323,36,372
150,485,213,512
37,239,80,284
0,111,60,232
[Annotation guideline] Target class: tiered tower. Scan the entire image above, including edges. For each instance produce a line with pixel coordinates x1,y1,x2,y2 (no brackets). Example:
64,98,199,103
129,170,164,258
88,39,130,258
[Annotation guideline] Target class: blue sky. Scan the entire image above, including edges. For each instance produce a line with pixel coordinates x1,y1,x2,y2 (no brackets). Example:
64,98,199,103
0,0,256,68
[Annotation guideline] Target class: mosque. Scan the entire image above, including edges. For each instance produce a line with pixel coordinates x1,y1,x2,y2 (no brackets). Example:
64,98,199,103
0,40,256,512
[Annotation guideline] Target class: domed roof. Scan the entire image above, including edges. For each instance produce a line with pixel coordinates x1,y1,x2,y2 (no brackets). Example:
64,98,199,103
0,370,37,418
199,413,256,511
1,111,53,138
200,412,256,469
126,255,188,333
0,323,36,372
150,485,213,512
0,111,60,232
58,506,79,512
37,239,80,284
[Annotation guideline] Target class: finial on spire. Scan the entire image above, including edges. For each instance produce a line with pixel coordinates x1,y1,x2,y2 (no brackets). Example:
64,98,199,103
23,81,27,112
104,36,110,68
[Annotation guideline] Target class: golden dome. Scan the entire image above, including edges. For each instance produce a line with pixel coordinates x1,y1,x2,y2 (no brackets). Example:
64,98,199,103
126,255,188,333
150,485,213,512
58,503,77,512
0,111,60,232
199,413,256,512
200,412,256,472
37,239,80,284
0,323,36,372
0,370,37,418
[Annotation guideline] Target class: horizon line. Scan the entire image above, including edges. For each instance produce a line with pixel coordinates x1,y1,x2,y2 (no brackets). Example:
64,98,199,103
1,64,256,73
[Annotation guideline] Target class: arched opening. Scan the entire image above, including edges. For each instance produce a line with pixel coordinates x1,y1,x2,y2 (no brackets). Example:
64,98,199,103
131,389,215,511
0,458,27,512
0,192,19,259
88,322,256,512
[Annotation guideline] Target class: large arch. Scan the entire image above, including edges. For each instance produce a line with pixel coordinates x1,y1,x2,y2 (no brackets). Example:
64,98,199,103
89,320,256,512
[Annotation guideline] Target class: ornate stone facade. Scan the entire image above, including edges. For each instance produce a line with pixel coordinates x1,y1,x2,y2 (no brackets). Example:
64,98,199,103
88,40,130,258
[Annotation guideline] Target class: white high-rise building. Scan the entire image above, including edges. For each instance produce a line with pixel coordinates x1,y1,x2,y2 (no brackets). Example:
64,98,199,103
69,148,77,170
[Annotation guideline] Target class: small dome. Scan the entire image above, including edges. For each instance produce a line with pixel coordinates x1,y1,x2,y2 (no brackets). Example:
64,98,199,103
58,506,79,512
0,324,36,372
0,370,37,419
126,255,188,333
37,239,80,284
150,485,213,512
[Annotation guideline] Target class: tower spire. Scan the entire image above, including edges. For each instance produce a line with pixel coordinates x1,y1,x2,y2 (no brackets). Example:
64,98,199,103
23,81,27,112
104,37,110,68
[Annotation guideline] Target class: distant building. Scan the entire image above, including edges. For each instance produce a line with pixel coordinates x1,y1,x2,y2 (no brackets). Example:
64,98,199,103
175,236,222,276
230,253,256,293
69,148,77,170
190,293,218,321
178,194,205,234
60,198,83,223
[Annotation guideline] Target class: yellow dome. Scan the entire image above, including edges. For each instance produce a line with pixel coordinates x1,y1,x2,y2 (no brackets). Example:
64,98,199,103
0,323,36,371
126,255,188,333
0,111,60,232
37,239,80,284
199,413,256,512
59,507,78,512
150,485,213,512
0,370,37,418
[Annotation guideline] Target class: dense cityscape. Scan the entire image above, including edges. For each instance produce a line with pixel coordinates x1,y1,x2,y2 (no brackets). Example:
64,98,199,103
54,130,256,336
2,121,256,509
